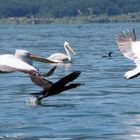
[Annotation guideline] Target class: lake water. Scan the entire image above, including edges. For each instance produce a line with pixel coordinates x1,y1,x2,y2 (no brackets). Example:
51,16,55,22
0,23,140,140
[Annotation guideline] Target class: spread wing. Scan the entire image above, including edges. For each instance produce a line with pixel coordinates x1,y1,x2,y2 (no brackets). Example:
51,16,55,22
54,71,81,87
0,65,17,73
30,71,82,101
29,71,53,90
41,65,57,77
0,54,37,73
116,29,138,61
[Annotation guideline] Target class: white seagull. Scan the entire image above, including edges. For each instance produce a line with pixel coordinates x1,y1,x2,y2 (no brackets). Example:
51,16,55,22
0,49,56,75
47,41,76,63
116,29,140,79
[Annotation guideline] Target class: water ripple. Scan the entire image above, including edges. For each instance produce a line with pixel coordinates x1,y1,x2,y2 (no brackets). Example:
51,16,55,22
0,23,140,139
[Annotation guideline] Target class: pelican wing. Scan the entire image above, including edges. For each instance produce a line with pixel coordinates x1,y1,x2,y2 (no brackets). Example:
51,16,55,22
29,72,53,90
0,65,17,73
0,65,32,74
116,29,137,61
0,55,36,73
54,71,81,87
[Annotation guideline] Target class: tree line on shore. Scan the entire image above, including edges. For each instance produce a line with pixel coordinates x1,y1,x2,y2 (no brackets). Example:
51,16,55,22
0,0,139,18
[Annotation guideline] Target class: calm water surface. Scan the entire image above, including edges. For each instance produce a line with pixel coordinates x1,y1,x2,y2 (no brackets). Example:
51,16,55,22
0,23,140,139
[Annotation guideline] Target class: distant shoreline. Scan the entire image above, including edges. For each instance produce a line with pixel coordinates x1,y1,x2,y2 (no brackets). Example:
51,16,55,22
0,12,140,24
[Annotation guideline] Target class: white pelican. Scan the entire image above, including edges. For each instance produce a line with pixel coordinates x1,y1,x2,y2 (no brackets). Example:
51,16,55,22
47,41,76,63
116,29,140,79
0,49,56,75
29,71,82,104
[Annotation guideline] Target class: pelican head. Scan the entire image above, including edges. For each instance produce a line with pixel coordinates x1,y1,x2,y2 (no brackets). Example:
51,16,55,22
15,49,30,56
64,41,76,55
15,49,33,65
15,49,56,65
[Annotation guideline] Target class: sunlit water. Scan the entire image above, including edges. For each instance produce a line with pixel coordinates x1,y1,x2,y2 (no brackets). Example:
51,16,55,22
0,23,140,139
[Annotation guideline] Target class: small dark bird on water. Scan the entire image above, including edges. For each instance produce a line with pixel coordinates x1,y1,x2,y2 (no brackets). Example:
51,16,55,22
102,52,113,58
29,70,82,103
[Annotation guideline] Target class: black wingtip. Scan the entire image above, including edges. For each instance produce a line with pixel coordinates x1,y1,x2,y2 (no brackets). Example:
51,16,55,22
80,83,85,86
42,65,57,77
133,28,136,41
73,71,81,76
75,83,85,87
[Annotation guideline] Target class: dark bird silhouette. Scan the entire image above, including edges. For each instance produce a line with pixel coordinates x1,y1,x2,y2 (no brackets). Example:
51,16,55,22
41,65,57,77
29,70,82,103
102,52,113,58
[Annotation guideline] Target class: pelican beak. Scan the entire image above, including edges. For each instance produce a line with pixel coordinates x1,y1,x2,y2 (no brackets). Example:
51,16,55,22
28,53,57,63
67,45,76,55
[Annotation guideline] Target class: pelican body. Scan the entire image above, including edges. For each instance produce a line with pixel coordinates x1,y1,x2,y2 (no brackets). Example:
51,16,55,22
0,49,56,74
116,29,140,79
0,50,36,73
47,41,76,63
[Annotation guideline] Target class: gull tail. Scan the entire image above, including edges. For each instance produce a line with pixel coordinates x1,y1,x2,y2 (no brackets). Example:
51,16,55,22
124,67,140,79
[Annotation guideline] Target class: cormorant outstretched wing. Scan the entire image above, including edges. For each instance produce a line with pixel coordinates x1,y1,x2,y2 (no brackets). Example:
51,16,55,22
29,71,53,90
28,70,82,103
54,71,81,87
41,65,57,77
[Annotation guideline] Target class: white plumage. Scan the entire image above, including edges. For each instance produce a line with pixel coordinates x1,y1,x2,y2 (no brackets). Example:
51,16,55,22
116,29,140,79
0,49,56,74
0,50,36,73
47,41,76,63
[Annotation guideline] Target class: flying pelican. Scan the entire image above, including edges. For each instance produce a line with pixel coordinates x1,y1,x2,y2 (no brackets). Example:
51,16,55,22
47,41,76,63
116,28,140,79
28,71,82,104
0,49,56,74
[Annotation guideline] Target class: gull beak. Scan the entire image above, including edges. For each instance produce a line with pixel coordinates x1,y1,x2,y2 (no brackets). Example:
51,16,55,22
28,53,57,63
67,45,76,55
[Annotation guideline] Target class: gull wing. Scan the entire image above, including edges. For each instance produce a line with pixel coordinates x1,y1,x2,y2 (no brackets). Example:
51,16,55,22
29,72,53,90
116,29,137,61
